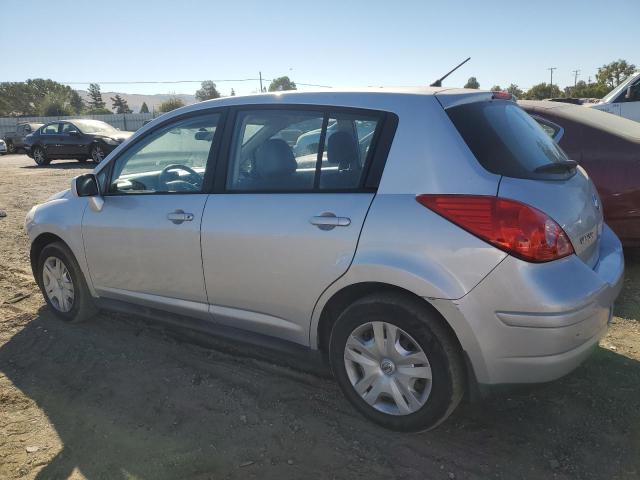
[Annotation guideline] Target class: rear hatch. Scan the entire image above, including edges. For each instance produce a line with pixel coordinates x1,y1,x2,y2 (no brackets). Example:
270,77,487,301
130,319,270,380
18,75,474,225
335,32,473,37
438,91,603,267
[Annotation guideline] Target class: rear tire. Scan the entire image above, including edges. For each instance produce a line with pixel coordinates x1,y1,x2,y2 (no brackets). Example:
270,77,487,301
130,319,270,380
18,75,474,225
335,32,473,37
37,242,97,323
6,141,15,154
33,146,50,166
329,292,465,432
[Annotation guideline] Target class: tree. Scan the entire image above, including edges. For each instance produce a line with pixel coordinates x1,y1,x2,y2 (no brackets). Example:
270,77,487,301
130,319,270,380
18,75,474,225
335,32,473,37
69,90,84,114
0,79,83,116
140,102,150,113
565,80,611,99
464,77,480,89
230,88,236,97
158,97,185,113
506,84,524,98
87,83,106,111
40,91,74,116
111,94,132,114
268,76,296,92
490,85,502,92
596,59,636,89
195,81,221,101
523,82,563,100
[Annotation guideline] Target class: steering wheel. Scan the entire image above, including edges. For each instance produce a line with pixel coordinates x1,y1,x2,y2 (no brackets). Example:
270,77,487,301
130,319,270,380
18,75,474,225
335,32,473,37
159,164,202,191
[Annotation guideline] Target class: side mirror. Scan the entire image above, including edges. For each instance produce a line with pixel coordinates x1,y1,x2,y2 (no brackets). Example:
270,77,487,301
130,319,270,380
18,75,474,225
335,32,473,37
195,130,213,141
72,174,104,212
68,130,80,136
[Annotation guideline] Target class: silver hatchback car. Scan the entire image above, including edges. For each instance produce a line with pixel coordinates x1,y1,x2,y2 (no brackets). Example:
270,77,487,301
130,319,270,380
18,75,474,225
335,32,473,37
25,88,624,431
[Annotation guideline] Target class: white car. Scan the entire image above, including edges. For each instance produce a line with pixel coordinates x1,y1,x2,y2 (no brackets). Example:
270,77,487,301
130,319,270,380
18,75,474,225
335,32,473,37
588,72,640,122
0,139,7,155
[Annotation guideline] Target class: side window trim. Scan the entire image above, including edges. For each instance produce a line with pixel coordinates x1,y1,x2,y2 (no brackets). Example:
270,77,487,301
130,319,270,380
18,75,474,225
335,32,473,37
213,104,396,194
102,108,227,196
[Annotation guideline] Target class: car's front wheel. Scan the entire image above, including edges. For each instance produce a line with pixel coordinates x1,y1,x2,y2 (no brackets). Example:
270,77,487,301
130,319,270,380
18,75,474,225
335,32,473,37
329,292,465,432
37,242,97,323
33,146,49,166
90,144,105,164
6,141,15,154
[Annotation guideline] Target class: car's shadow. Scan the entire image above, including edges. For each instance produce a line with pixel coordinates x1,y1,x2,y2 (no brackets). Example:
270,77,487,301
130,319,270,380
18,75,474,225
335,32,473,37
1,305,639,479
21,160,96,170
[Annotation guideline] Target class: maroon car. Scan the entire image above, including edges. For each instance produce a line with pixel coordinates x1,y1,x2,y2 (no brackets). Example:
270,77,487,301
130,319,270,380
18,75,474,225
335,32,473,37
520,100,640,247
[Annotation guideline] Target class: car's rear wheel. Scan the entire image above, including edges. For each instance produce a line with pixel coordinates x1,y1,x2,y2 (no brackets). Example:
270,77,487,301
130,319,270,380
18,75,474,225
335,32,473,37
37,242,97,323
329,292,465,432
6,141,15,154
33,146,49,166
90,144,105,164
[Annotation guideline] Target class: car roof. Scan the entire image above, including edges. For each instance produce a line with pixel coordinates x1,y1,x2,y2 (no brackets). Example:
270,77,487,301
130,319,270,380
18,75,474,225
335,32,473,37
519,99,640,143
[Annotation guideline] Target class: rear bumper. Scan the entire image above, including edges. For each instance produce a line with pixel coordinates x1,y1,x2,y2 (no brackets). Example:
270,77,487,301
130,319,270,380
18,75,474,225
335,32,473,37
432,224,624,385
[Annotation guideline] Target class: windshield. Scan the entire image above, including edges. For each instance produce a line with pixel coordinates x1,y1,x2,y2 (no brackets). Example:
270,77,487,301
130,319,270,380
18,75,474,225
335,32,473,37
446,100,569,179
74,120,118,135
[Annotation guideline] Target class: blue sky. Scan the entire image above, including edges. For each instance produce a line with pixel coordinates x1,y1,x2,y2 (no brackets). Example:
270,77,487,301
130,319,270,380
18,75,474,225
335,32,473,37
1,0,638,96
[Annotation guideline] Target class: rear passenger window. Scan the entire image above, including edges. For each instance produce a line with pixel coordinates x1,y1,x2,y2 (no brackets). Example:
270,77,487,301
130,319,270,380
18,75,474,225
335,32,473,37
226,109,381,192
319,114,379,189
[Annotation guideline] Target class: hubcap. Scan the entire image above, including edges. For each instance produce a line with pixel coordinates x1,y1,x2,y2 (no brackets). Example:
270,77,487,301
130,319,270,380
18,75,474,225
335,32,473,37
344,321,432,416
35,148,44,163
42,257,75,313
92,146,104,163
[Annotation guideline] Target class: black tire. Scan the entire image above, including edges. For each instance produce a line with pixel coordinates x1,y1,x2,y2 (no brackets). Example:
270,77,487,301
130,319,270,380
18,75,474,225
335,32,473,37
90,144,105,164
33,146,50,166
36,241,97,323
78,157,88,163
329,292,465,432
6,141,15,154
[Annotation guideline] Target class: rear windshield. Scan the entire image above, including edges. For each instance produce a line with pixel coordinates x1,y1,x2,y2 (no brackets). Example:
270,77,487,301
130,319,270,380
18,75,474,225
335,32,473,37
446,100,569,178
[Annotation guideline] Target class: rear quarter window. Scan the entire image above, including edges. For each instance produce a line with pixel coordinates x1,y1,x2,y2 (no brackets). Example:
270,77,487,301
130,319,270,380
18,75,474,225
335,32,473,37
446,101,569,178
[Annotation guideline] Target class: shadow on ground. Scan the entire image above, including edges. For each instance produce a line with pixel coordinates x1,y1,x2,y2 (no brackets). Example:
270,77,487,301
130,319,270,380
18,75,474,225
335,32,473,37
20,161,96,170
1,305,639,480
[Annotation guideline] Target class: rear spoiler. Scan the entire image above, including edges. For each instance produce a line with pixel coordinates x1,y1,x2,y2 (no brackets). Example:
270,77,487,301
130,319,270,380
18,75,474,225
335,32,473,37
434,89,514,110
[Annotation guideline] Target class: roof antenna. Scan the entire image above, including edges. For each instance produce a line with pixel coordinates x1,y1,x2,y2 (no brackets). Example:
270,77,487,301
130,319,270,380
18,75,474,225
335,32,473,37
430,57,471,87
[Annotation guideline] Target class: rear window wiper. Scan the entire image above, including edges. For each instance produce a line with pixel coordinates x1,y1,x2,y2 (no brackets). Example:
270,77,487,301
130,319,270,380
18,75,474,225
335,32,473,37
534,160,578,174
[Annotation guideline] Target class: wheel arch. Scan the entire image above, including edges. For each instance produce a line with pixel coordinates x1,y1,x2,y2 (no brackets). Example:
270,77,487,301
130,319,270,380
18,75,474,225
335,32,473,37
314,281,462,354
30,232,67,278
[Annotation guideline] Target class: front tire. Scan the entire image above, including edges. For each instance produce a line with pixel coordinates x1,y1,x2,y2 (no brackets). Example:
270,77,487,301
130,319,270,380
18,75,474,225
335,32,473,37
37,242,97,323
6,141,15,154
33,146,50,166
329,292,465,432
90,144,105,164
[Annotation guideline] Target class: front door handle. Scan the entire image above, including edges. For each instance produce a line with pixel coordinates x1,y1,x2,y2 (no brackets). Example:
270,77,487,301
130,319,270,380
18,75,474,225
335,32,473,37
310,212,351,230
167,209,194,224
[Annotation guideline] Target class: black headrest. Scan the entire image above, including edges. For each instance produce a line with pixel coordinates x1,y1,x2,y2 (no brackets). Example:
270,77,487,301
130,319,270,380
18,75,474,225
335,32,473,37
327,131,359,170
254,139,297,178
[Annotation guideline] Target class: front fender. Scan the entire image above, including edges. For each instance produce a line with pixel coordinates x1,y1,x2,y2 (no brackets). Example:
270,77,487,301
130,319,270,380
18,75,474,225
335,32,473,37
26,196,95,296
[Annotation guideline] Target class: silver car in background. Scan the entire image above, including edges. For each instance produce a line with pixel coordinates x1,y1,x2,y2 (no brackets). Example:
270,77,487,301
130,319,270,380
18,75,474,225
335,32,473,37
25,88,624,431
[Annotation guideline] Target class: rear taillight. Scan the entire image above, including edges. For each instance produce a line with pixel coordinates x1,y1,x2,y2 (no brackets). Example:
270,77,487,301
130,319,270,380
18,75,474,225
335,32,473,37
416,195,574,263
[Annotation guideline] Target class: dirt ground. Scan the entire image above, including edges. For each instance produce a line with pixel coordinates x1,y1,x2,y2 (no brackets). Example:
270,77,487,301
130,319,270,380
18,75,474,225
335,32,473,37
0,154,638,480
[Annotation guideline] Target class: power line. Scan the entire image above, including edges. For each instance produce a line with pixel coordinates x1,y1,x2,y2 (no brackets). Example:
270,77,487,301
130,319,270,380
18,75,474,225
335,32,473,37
53,78,332,88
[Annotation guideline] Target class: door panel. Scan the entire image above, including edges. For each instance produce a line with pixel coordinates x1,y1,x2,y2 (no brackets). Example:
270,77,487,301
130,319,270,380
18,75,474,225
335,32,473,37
83,195,209,314
201,193,374,344
82,111,222,316
620,101,640,122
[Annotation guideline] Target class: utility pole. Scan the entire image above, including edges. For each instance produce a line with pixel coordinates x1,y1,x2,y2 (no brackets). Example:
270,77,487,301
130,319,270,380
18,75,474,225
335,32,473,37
547,67,557,88
259,71,263,93
572,69,580,87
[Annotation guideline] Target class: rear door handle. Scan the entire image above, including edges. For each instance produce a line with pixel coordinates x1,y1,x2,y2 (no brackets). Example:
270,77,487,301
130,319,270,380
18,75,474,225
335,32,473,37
310,212,351,230
167,209,194,224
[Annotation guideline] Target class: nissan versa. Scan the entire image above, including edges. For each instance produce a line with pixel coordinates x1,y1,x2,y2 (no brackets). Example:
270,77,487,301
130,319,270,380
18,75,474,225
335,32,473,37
24,88,624,431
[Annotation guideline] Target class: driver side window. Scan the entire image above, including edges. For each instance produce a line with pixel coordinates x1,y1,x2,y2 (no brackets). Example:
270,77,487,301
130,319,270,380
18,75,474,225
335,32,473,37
109,113,220,194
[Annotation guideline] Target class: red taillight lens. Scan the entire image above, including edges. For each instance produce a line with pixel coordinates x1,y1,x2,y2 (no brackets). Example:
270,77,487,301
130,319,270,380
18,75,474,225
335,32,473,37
416,195,574,263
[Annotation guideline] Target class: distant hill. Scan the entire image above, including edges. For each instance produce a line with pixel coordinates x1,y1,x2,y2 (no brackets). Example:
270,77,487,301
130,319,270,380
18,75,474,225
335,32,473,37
77,90,197,113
